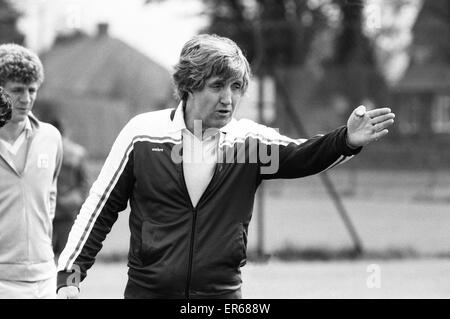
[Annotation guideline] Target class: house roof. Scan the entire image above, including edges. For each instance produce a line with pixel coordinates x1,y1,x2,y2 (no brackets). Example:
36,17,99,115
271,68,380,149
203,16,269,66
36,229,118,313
39,32,176,114
394,64,450,93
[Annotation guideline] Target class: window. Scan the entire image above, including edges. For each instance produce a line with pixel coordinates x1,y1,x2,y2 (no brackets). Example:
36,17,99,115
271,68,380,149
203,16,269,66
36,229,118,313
431,95,450,133
398,96,421,135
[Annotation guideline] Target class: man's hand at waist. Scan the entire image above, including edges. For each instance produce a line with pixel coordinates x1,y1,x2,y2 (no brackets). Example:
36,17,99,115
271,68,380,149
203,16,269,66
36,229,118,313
57,286,80,299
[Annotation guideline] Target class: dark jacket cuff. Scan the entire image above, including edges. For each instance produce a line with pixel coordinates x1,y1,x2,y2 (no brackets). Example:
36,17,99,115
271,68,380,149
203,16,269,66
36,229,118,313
57,270,81,292
341,126,363,156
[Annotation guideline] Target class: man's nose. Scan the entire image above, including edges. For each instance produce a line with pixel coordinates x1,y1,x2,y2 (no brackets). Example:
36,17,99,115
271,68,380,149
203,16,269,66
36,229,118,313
220,87,232,105
19,91,31,103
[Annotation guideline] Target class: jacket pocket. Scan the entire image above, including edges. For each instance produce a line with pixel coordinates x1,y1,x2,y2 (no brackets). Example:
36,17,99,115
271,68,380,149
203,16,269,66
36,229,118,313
235,222,248,267
140,220,164,266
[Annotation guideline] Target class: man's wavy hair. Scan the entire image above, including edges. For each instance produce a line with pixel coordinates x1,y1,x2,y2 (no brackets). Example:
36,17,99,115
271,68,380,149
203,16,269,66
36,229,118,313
173,34,251,102
0,43,44,86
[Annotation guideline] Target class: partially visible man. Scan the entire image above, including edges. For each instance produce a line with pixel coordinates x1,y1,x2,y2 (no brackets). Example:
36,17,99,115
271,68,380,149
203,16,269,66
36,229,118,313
0,87,12,128
0,44,62,298
49,118,89,258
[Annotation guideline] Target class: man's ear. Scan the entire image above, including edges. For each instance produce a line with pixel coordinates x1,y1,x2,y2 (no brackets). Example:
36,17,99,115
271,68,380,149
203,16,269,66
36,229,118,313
183,90,192,100
186,90,194,101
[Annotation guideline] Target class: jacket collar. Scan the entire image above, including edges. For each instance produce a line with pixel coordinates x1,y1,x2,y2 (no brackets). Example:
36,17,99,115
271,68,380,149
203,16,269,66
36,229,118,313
168,102,187,134
26,112,40,138
168,102,237,135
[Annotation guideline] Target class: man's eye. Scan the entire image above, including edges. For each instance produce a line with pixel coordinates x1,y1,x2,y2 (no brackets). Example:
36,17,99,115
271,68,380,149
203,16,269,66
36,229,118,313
232,83,242,90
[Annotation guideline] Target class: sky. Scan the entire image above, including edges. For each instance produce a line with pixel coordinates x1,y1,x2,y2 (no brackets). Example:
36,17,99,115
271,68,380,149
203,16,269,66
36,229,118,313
16,0,207,71
16,0,422,82
11,0,423,122
13,0,268,121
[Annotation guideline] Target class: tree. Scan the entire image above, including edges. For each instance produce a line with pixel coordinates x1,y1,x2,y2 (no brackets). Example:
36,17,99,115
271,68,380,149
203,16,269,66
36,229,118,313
410,0,450,65
201,0,387,104
0,0,24,44
201,0,329,74
319,0,388,109
331,0,376,66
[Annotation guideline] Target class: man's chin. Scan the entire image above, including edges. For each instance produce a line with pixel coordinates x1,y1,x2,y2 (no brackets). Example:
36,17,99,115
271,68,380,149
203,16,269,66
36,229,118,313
214,118,231,129
11,114,28,123
201,116,232,131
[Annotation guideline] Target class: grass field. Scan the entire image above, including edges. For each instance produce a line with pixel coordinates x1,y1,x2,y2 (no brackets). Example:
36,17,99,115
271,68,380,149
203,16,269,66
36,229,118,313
77,166,450,298
79,258,450,299
95,167,450,257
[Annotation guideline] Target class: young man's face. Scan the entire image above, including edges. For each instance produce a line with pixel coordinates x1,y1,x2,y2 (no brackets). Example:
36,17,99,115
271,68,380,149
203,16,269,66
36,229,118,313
2,81,39,124
185,76,244,132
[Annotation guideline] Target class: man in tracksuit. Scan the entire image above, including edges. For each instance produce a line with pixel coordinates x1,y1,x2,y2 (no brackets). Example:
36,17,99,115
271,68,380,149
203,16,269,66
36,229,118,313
57,34,395,299
0,44,63,298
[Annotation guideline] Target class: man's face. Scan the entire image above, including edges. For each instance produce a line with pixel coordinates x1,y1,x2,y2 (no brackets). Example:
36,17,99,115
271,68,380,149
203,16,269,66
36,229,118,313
185,76,244,131
2,81,39,124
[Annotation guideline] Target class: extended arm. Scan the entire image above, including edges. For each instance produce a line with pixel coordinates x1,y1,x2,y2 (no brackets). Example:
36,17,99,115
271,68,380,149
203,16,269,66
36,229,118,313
259,105,395,180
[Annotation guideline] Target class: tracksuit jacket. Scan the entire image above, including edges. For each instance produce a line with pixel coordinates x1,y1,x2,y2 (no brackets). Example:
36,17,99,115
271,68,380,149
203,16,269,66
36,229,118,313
0,114,62,281
57,105,361,298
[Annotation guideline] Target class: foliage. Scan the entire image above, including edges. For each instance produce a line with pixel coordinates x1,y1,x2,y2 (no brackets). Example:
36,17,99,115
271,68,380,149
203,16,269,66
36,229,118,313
200,0,388,106
201,0,332,73
328,0,376,66
318,0,388,107
0,0,24,44
411,0,450,64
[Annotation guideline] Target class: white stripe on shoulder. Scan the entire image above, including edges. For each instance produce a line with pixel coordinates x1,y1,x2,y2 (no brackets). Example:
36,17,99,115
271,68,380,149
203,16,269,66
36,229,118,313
322,155,353,173
58,108,178,271
221,132,306,147
130,108,175,136
58,116,140,271
59,141,135,271
222,119,307,147
133,136,182,145
58,140,134,271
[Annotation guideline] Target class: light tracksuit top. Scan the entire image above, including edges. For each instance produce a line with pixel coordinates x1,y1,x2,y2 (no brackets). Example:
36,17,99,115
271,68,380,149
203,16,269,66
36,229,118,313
0,114,62,281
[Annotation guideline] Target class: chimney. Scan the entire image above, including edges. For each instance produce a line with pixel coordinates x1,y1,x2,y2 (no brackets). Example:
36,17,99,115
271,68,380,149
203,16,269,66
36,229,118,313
97,22,109,37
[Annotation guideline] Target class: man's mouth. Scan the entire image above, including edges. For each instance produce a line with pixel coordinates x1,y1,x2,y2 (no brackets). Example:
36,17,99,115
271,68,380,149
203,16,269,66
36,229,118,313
15,107,29,113
217,109,231,115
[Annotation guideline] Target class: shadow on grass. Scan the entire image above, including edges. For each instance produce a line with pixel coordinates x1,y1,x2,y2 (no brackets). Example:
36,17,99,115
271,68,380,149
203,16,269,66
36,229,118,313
97,246,450,264
247,246,450,263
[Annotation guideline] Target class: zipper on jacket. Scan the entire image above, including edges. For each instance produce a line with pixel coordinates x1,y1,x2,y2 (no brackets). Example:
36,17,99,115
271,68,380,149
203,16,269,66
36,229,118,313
179,157,197,298
180,141,222,298
181,162,222,298
185,207,198,299
183,163,221,298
